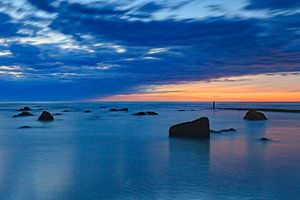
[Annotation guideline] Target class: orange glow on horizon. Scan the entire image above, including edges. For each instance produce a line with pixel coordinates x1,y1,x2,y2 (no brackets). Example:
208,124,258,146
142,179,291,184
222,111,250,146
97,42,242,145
97,72,300,102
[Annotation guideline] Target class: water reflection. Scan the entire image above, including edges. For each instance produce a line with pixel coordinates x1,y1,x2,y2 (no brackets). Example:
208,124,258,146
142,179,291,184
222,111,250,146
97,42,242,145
166,139,210,199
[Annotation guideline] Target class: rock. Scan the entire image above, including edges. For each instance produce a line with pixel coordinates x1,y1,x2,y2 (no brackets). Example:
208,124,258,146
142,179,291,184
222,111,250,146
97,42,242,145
133,111,158,116
210,128,236,133
110,108,128,112
38,111,54,121
133,112,146,116
18,126,32,129
62,110,70,112
18,106,32,111
146,111,158,115
53,113,62,116
259,137,271,142
13,111,34,118
244,110,267,120
84,110,92,113
178,110,186,112
169,117,210,138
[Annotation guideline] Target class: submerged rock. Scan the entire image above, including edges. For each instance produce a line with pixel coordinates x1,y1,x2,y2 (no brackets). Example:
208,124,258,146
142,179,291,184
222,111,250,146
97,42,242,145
178,110,186,112
169,117,210,139
133,111,158,116
84,110,92,113
259,137,271,142
210,128,237,133
53,113,62,116
62,110,70,112
146,111,158,115
244,110,267,121
18,126,32,129
110,108,129,112
38,111,54,121
13,111,34,118
133,112,146,116
18,106,32,111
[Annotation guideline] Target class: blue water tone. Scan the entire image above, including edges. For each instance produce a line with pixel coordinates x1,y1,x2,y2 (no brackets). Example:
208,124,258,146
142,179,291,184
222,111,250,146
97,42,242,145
0,102,300,200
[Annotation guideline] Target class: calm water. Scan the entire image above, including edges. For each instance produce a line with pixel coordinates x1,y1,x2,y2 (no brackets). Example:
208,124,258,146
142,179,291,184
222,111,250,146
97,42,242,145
0,102,300,200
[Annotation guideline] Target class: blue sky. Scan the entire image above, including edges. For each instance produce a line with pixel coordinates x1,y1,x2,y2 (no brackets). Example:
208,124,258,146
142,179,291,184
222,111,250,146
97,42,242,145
0,0,299,101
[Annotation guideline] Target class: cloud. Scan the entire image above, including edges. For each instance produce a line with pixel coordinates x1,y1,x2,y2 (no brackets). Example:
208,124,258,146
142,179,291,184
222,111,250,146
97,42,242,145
245,0,300,10
0,0,299,100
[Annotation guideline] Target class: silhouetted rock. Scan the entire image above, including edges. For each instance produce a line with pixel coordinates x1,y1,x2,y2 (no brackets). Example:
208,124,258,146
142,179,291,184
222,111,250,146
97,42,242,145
110,108,129,112
38,111,54,121
133,111,158,116
244,110,267,120
84,110,92,113
18,126,32,129
210,128,236,133
134,112,146,116
259,137,271,142
13,111,34,118
18,106,32,111
169,117,210,139
146,111,158,115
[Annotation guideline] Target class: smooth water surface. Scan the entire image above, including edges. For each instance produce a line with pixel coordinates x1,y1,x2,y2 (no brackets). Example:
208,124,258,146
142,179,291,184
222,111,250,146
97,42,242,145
0,102,299,200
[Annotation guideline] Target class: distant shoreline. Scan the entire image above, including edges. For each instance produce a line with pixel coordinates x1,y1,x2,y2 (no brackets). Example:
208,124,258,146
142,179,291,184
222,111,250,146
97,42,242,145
217,108,300,113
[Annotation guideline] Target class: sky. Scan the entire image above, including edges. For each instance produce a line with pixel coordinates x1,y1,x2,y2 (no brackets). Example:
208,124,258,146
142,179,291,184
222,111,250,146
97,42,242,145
0,0,299,101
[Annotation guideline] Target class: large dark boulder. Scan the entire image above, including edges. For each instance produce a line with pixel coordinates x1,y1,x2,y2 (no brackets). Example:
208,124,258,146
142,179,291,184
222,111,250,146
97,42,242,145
13,111,34,118
169,117,210,139
244,110,267,120
38,111,54,121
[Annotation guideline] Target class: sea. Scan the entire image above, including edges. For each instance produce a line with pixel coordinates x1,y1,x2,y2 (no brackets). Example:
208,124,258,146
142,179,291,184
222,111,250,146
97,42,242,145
0,102,299,200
